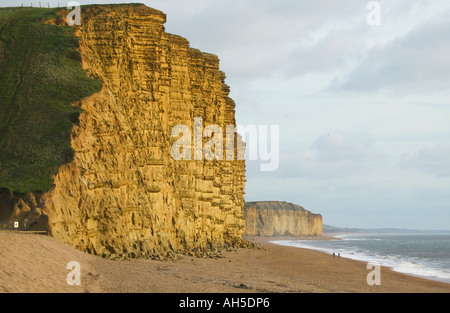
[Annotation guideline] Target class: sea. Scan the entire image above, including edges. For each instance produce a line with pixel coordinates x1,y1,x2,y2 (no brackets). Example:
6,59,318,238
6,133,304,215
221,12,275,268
271,232,450,284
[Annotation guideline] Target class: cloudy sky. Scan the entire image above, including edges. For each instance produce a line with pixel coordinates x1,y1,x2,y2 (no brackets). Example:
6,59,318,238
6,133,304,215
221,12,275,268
4,0,450,230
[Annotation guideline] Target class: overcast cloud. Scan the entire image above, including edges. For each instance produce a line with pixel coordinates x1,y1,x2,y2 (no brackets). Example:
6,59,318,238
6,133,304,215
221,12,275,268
333,10,450,95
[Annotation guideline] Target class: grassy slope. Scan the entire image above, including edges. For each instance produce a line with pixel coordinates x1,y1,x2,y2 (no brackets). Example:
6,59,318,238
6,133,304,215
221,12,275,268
0,8,102,193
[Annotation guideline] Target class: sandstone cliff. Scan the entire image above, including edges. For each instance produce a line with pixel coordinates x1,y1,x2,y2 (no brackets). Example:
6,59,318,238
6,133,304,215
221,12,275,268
244,201,322,237
0,4,246,259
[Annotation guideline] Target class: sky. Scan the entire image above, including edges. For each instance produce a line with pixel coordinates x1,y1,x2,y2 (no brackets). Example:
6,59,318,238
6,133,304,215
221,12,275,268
3,0,450,230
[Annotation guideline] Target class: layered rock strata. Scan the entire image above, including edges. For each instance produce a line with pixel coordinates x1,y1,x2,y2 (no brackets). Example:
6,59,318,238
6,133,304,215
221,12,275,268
0,5,247,259
244,201,322,237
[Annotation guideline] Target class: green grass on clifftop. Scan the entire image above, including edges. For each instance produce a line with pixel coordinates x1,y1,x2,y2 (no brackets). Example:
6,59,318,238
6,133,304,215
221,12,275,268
0,8,102,193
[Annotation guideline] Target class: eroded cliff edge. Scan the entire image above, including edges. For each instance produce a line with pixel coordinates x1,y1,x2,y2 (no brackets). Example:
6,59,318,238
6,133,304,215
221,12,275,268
1,4,246,259
244,201,322,237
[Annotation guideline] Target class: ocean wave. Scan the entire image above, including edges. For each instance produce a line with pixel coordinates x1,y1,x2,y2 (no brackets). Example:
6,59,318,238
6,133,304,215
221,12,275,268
270,239,450,284
393,261,450,281
333,234,383,241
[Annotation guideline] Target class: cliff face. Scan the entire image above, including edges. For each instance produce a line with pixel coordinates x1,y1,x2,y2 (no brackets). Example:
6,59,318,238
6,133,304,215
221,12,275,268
1,5,246,259
244,201,322,237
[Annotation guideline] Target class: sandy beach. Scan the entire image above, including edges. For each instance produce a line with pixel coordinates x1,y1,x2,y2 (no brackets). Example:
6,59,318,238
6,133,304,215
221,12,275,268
0,232,449,293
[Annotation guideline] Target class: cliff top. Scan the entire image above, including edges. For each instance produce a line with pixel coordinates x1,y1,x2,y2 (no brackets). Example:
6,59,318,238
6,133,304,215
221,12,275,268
79,3,166,22
0,7,102,193
244,201,308,212
0,3,180,193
